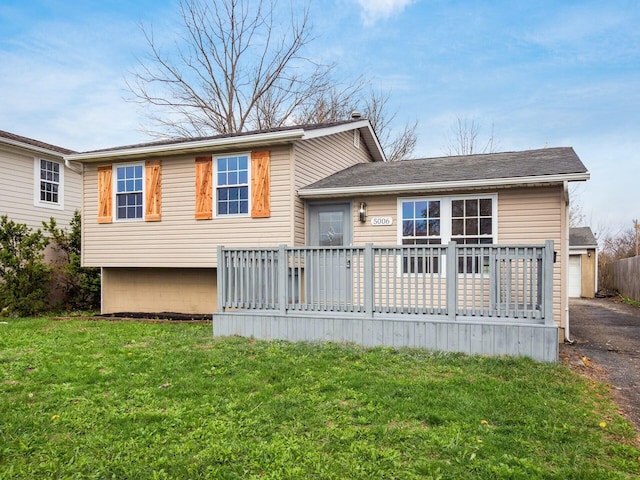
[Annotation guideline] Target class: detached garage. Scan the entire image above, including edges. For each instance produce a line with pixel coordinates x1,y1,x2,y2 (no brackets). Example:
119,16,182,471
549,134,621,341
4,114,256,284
569,227,598,298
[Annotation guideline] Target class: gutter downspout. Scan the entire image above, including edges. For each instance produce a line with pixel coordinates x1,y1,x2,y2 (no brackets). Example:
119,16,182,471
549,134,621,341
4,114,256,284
564,181,574,344
64,158,83,174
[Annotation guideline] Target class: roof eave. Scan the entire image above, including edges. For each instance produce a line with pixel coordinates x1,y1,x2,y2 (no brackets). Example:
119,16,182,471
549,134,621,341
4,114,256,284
64,129,306,163
298,172,591,198
570,244,598,250
0,137,67,158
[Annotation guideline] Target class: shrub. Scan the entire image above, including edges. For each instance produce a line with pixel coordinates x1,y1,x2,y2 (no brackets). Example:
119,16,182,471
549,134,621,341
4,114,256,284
43,211,101,311
0,215,51,316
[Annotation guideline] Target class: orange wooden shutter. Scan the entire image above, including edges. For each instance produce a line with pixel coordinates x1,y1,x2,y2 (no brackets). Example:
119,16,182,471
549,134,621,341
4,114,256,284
97,165,112,224
145,160,162,222
195,156,213,220
251,151,270,218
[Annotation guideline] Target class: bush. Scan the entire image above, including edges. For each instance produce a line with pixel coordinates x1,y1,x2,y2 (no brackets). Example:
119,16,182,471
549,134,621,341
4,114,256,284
43,211,101,311
0,215,51,316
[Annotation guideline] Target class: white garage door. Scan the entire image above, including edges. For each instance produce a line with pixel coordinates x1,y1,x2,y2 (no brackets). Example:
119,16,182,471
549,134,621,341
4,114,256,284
569,255,582,298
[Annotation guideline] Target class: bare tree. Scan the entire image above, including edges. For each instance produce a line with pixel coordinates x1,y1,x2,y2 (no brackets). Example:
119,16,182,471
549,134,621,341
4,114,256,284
361,89,417,162
128,0,333,136
293,85,418,161
128,0,417,160
569,183,587,228
442,116,499,156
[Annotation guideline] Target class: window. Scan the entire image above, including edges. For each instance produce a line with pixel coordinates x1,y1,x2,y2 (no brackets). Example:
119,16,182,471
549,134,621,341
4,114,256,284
398,196,496,275
451,198,493,245
216,155,249,215
115,164,143,220
97,161,161,224
34,158,64,209
452,198,493,274
401,200,441,273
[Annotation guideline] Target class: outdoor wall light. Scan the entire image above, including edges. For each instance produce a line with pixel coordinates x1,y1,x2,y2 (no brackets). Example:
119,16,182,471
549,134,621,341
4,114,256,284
358,202,367,223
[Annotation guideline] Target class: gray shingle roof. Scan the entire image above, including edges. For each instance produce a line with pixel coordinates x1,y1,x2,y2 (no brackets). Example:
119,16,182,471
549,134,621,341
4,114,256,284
302,147,587,191
570,227,598,247
78,120,361,154
0,129,75,155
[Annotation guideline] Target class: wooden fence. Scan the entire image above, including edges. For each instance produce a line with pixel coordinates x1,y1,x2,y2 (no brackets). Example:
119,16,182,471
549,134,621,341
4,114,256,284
603,256,640,301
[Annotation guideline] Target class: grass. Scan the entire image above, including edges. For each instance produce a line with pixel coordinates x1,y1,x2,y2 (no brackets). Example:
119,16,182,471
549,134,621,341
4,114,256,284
1,318,639,479
620,296,640,308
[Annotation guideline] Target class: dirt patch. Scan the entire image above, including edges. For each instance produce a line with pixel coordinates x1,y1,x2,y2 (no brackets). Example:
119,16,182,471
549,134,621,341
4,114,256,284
52,314,210,324
564,297,640,436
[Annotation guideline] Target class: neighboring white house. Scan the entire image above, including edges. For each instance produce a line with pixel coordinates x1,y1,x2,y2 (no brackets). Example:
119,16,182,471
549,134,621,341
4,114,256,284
0,130,81,232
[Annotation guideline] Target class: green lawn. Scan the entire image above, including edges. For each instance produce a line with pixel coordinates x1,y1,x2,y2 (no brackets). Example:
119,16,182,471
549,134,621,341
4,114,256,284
1,318,638,479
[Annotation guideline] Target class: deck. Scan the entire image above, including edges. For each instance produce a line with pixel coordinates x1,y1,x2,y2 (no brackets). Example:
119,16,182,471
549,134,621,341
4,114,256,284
213,241,558,362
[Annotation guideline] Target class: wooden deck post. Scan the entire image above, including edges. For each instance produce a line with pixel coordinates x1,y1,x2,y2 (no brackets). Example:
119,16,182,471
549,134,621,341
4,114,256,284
217,246,225,312
364,243,374,318
447,241,457,321
278,244,287,315
544,240,554,325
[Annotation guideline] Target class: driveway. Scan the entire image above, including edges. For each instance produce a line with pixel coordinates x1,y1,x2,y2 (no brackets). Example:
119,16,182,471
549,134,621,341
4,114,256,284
561,297,640,431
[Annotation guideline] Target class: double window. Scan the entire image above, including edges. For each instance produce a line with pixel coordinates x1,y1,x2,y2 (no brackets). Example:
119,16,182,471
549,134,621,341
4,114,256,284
399,195,496,274
34,158,64,209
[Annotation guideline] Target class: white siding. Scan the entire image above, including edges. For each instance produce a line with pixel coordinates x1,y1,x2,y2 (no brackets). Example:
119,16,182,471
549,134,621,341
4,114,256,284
0,143,81,230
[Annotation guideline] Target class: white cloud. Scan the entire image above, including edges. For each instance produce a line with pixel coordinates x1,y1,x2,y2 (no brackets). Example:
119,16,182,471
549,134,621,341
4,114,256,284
355,0,416,26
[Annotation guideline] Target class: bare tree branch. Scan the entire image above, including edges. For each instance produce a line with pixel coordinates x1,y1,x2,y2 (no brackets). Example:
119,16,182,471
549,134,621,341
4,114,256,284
126,0,419,160
442,116,500,156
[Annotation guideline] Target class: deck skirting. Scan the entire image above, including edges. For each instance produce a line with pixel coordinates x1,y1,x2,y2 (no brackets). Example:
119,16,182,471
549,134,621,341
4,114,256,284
213,312,558,362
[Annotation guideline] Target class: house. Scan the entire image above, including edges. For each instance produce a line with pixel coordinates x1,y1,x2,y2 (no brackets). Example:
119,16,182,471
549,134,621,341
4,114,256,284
0,129,82,261
65,120,589,361
0,130,81,232
0,130,82,306
569,227,598,298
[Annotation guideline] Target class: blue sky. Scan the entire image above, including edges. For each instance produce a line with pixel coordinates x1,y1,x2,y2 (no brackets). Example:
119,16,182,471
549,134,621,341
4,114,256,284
0,0,638,234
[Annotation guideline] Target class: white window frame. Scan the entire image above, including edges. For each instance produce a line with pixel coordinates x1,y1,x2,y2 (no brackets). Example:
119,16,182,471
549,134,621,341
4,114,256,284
113,162,145,222
214,152,251,218
33,158,64,210
396,194,498,277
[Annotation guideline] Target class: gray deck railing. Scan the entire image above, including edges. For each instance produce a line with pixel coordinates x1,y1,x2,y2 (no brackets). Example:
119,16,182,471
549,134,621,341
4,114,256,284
218,241,555,324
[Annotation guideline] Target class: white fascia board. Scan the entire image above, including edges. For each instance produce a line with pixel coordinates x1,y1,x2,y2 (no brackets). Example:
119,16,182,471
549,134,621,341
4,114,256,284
300,120,370,139
64,129,305,163
298,172,591,198
0,138,66,159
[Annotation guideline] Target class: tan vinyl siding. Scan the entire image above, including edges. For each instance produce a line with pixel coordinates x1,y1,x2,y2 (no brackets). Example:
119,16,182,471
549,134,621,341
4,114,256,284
293,131,374,245
499,186,565,328
352,195,398,245
82,145,293,268
0,143,81,230
350,186,566,327
101,267,216,314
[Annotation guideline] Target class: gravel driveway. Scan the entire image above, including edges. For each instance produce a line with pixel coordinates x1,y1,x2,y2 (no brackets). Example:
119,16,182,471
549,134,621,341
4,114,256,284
561,297,640,431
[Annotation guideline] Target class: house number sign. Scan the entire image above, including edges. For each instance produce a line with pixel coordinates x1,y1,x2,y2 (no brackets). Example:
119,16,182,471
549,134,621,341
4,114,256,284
371,217,393,226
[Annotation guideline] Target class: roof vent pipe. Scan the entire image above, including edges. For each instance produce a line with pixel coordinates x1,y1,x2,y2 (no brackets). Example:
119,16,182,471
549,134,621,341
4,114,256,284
351,111,362,120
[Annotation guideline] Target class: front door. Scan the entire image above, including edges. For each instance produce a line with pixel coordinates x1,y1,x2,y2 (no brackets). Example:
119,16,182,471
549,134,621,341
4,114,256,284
307,203,352,306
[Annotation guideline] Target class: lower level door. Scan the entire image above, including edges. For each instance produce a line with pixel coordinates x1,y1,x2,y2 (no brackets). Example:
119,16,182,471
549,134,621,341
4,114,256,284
307,203,352,306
